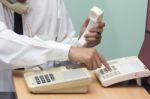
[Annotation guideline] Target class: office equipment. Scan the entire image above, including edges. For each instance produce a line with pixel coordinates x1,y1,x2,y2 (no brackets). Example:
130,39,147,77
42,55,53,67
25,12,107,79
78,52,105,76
13,70,150,99
24,67,92,93
78,6,103,47
95,56,150,87
0,0,28,14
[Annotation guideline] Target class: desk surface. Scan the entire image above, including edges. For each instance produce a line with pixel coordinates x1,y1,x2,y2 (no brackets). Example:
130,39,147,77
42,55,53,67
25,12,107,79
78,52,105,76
13,70,150,99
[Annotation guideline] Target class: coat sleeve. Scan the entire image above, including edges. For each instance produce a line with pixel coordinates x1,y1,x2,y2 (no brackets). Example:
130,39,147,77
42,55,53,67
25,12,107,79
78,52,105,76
0,22,71,69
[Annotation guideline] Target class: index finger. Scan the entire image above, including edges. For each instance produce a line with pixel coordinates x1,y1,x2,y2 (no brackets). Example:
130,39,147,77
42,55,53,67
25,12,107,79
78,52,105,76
98,53,111,70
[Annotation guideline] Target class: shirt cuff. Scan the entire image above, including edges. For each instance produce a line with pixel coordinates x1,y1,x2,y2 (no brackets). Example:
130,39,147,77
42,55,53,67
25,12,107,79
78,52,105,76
56,43,71,61
45,41,71,61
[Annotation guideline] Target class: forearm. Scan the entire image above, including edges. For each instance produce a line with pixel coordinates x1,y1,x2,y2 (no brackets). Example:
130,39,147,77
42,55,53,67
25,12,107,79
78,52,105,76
0,22,71,69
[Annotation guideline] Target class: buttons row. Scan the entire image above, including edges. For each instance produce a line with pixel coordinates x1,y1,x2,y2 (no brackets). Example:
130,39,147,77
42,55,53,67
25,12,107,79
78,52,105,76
102,71,120,79
34,74,55,84
99,65,117,75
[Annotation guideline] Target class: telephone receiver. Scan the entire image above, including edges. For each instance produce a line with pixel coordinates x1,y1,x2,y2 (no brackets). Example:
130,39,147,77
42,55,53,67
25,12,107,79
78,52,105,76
77,6,103,47
0,0,28,14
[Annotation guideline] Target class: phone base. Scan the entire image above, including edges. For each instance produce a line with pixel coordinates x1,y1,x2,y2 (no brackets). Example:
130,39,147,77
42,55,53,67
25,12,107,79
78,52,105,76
30,86,89,94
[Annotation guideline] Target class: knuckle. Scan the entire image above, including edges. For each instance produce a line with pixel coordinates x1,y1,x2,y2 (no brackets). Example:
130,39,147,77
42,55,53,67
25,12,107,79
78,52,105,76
98,28,102,32
97,39,101,44
95,33,99,37
85,55,92,61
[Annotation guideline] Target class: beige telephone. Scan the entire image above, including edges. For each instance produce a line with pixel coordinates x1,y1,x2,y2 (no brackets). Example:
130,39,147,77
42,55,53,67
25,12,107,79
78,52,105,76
95,56,150,87
0,0,28,14
24,67,92,93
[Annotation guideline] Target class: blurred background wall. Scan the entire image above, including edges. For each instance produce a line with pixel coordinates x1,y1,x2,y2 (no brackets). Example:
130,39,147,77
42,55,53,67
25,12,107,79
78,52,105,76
64,0,147,60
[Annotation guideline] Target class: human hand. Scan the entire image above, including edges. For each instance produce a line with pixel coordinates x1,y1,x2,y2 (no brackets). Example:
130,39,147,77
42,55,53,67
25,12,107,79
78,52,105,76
69,47,110,70
80,18,105,47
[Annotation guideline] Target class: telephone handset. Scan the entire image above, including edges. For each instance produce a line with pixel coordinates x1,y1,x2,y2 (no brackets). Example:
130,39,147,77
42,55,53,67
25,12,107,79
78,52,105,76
78,6,103,47
0,0,28,14
95,56,150,87
24,67,92,93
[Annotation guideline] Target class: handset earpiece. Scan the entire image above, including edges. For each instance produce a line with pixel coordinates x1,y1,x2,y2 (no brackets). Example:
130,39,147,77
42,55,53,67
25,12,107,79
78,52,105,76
0,0,28,14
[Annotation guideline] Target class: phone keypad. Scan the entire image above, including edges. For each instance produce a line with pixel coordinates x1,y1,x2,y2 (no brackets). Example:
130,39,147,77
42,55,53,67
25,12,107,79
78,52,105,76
40,75,46,83
44,74,51,82
35,76,41,84
99,69,104,75
99,65,120,79
34,73,55,84
49,74,55,81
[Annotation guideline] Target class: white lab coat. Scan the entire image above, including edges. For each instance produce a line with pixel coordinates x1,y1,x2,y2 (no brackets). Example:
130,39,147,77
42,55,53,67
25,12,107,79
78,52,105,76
0,0,79,92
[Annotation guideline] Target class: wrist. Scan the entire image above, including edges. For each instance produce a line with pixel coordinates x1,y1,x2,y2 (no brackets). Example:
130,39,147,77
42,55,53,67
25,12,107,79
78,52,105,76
68,46,77,62
68,46,74,61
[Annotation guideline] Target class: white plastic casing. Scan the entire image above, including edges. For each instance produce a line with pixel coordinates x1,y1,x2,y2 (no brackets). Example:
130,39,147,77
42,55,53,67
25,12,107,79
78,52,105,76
24,68,92,93
95,56,150,87
78,6,104,47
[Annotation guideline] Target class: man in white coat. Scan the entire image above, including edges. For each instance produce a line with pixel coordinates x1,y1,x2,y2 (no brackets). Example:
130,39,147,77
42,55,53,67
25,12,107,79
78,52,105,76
0,0,109,92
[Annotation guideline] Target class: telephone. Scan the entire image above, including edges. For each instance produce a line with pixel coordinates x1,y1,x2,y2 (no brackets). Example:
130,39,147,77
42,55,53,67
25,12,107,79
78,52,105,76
24,67,92,93
95,56,150,87
0,0,28,14
78,6,104,47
